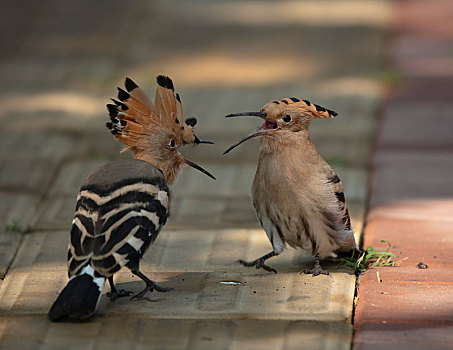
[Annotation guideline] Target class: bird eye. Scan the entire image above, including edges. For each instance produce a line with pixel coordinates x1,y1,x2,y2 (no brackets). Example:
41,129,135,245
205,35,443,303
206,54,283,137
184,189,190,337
169,139,176,148
282,115,291,123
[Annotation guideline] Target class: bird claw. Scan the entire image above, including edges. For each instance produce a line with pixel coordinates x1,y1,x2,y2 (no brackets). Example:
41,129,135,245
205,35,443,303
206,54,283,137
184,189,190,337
130,282,173,301
107,289,133,301
238,259,277,274
260,264,277,274
301,266,330,277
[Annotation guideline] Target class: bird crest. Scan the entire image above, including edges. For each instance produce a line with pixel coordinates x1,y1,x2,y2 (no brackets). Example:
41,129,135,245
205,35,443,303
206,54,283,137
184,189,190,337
106,75,209,154
262,98,337,119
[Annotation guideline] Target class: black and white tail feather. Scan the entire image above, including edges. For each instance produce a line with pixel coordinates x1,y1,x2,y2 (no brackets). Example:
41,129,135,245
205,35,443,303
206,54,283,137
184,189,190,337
48,265,105,321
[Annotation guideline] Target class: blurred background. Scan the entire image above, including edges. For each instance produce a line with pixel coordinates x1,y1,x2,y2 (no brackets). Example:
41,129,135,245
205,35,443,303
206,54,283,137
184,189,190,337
0,0,393,240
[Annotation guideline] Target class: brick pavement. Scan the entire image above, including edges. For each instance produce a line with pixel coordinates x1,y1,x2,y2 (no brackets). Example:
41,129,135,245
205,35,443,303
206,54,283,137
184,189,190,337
0,1,391,349
353,0,453,348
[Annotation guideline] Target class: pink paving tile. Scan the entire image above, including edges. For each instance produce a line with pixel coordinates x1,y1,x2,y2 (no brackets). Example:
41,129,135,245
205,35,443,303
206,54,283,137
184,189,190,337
377,102,453,149
360,265,453,286
369,150,453,208
391,77,453,101
367,200,453,222
397,0,453,39
355,272,453,324
362,219,453,266
355,322,453,350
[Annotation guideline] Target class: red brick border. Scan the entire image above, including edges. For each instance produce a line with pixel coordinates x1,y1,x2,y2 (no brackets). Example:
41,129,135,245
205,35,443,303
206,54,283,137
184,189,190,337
353,0,453,348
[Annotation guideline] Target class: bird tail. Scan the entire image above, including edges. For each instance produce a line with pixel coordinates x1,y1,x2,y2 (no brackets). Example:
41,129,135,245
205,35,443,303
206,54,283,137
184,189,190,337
48,264,105,322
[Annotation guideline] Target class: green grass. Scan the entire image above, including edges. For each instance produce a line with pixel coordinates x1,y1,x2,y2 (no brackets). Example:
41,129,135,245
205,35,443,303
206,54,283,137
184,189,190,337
5,220,24,234
339,239,401,275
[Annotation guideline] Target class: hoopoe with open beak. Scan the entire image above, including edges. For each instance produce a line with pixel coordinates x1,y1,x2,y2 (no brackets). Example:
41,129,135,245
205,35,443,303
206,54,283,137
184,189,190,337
224,97,358,275
48,75,215,321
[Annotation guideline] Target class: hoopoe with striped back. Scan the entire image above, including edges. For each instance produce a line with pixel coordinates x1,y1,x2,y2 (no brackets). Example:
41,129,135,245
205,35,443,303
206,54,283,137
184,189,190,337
224,97,359,275
48,75,215,321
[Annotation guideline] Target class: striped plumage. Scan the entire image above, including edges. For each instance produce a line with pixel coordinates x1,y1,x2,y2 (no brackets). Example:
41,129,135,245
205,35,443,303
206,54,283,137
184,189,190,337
224,97,358,275
49,76,214,321
68,160,169,280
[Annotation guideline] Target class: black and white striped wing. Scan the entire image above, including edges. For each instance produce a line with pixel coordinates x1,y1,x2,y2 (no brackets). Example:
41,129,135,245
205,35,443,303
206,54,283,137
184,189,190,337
68,179,169,278
328,173,352,232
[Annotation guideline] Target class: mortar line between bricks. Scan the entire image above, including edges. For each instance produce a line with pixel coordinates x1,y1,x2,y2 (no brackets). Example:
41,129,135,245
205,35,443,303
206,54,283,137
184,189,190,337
27,158,68,232
0,233,25,280
349,92,383,349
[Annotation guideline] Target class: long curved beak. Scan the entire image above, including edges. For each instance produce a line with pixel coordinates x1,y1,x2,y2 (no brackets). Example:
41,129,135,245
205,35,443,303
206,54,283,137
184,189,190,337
224,110,277,154
225,111,266,118
184,158,216,180
223,130,268,154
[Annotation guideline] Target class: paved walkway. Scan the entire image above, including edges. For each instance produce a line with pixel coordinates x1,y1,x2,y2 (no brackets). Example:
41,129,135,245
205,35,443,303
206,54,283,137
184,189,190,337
353,0,453,349
4,0,446,349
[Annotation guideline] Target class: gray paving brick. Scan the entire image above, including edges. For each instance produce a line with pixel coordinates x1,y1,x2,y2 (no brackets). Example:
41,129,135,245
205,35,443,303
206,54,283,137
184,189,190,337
48,159,107,196
29,195,75,231
0,133,73,162
0,316,352,350
0,232,22,279
0,157,58,195
0,192,40,232
0,231,355,323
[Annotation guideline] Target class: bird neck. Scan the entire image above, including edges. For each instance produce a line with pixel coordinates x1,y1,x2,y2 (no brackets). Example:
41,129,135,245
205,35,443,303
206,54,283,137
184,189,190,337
259,129,315,155
134,153,181,186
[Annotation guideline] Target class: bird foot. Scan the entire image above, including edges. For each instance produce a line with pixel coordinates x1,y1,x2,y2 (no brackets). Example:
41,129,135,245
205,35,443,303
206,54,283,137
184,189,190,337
107,288,133,301
238,259,277,274
301,265,330,277
130,282,173,301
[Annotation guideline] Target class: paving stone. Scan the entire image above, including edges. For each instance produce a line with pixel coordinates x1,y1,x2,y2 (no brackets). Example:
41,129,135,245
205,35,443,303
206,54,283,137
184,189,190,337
370,150,453,207
172,163,256,198
360,264,453,285
48,159,107,196
397,0,453,39
29,195,75,231
3,230,353,275
393,36,453,77
355,322,453,350
378,102,453,149
0,157,58,195
1,269,355,322
0,231,22,279
392,76,453,102
355,274,453,324
0,231,355,322
362,219,453,267
0,192,40,232
0,316,353,350
367,199,453,222
0,133,73,162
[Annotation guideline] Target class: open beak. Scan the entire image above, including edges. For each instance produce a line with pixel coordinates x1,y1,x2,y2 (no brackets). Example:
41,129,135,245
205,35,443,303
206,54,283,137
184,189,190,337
184,158,216,180
223,111,278,154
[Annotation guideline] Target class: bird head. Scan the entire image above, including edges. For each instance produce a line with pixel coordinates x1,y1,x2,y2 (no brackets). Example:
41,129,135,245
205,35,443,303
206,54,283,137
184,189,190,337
223,97,337,154
106,76,215,185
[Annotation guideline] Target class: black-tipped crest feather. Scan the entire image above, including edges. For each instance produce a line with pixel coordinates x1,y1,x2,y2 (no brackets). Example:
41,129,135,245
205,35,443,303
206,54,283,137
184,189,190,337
125,77,139,92
117,88,130,101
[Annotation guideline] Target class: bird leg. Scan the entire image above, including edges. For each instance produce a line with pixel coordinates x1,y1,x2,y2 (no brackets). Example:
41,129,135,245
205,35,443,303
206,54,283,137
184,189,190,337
106,276,133,301
238,251,278,274
302,253,330,276
130,269,173,300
